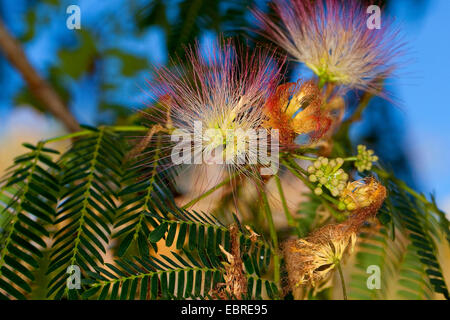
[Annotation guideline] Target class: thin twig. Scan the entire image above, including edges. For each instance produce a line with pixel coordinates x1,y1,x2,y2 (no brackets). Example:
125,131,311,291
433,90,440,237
337,262,347,300
0,19,79,132
260,188,280,289
274,174,295,227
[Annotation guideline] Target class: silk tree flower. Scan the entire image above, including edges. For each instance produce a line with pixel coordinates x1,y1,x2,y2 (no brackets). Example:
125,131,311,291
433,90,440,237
253,0,403,95
143,39,284,177
339,177,387,222
263,80,333,146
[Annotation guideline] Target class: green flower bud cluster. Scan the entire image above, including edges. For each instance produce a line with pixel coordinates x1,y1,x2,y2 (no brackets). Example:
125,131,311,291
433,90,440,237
355,145,378,172
307,157,349,197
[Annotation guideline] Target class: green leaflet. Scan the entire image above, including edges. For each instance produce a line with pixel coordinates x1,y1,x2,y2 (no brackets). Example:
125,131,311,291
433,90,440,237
0,142,59,299
46,128,125,299
1,126,448,301
114,133,177,257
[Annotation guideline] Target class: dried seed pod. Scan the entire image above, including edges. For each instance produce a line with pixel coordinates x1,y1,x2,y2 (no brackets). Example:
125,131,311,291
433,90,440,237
211,225,247,299
283,223,357,289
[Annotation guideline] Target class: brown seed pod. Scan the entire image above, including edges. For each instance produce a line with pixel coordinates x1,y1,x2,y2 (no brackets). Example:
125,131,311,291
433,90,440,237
283,222,357,289
283,177,386,292
210,224,247,299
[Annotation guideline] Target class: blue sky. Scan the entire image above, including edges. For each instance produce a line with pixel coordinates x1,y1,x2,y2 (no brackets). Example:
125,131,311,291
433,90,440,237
388,0,450,209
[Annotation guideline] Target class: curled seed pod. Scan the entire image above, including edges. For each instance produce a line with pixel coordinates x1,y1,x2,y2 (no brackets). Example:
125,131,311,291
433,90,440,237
283,223,357,289
211,225,247,299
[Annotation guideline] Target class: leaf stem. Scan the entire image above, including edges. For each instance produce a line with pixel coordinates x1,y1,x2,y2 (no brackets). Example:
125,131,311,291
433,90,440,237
260,188,280,288
111,125,148,132
274,174,295,228
43,125,147,144
337,262,347,300
291,154,317,161
43,130,92,144
181,172,238,209
376,169,426,202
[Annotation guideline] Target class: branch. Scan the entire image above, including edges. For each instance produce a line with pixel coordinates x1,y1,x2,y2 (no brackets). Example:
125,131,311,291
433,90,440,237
0,19,79,132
